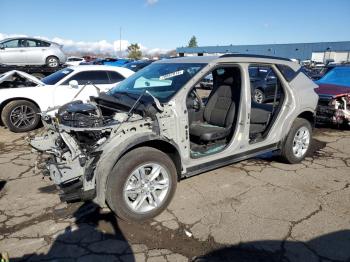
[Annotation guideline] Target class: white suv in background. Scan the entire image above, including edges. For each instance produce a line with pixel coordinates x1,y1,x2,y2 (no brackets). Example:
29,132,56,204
0,37,67,68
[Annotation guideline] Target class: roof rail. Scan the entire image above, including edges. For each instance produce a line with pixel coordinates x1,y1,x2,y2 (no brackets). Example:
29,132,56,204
220,53,292,62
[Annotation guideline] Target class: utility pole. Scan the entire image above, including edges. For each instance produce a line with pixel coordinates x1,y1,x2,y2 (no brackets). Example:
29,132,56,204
119,27,122,58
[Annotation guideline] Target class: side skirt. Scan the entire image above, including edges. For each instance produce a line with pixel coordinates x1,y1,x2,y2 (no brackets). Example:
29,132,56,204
184,143,280,178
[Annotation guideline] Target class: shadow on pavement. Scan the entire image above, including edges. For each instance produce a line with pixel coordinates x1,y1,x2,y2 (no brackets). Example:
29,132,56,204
12,202,135,262
0,180,6,192
195,230,350,262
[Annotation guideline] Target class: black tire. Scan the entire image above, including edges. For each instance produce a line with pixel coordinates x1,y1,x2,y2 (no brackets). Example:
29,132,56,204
253,88,265,104
106,146,178,222
46,56,59,68
1,100,41,132
280,118,312,164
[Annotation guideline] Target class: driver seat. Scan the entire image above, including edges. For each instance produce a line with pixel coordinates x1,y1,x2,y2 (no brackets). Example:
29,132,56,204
190,74,239,142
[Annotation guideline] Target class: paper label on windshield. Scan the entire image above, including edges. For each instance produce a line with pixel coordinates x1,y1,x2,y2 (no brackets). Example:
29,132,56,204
159,70,184,80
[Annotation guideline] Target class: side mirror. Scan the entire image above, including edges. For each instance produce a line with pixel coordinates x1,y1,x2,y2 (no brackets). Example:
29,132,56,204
0,44,5,50
69,80,79,89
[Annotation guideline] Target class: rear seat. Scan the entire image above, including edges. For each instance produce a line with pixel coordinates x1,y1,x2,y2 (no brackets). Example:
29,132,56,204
250,102,273,134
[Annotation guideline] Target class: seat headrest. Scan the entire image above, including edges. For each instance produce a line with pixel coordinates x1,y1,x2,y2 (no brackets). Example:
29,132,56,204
223,77,234,85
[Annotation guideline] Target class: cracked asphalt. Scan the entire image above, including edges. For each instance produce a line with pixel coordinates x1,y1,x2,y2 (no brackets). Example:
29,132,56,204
0,127,349,262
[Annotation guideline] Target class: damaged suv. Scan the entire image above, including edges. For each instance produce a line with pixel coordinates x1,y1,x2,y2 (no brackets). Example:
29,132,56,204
31,55,318,222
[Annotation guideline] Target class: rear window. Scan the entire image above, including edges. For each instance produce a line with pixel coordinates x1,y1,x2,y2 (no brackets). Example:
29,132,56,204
42,68,74,85
276,64,298,82
108,71,124,83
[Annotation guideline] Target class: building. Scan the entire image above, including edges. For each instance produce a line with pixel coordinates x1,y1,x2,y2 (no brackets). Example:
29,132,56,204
176,41,350,63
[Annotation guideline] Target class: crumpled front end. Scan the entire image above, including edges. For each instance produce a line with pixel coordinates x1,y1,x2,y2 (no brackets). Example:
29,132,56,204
30,102,115,202
316,94,350,126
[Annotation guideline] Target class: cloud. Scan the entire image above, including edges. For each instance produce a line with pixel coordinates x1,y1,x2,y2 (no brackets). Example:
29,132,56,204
0,33,169,56
146,0,158,5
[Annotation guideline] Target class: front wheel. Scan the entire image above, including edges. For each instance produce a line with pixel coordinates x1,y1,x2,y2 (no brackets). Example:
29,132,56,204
106,147,178,222
253,89,265,104
1,100,41,132
280,118,312,163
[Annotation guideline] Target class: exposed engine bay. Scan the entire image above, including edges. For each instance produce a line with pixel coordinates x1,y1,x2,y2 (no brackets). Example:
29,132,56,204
30,92,163,202
316,94,350,126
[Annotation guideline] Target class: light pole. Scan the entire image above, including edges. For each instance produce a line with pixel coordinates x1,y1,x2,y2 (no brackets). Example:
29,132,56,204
119,27,122,58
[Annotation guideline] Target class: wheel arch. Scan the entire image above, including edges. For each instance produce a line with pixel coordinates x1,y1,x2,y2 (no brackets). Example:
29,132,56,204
297,110,315,127
0,98,41,126
280,109,315,147
94,134,182,207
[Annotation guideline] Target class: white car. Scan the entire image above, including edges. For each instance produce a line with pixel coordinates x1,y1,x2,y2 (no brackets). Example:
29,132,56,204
0,37,67,68
66,56,86,66
0,65,134,132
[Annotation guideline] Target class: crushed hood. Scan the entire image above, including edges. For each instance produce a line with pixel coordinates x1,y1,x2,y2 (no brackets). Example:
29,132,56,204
0,70,44,87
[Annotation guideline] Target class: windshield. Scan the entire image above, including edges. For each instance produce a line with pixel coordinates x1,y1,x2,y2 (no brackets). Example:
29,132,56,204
41,68,74,85
317,67,350,87
108,63,205,102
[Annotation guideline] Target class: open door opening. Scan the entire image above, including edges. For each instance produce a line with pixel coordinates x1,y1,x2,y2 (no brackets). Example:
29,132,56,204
186,66,242,158
248,64,285,143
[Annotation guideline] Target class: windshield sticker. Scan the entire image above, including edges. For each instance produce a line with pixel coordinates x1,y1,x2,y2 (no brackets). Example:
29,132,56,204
62,70,71,74
159,70,184,80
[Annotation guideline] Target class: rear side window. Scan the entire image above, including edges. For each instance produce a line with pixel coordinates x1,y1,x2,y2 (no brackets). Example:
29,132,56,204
108,71,125,83
37,40,51,47
276,64,298,82
63,71,110,85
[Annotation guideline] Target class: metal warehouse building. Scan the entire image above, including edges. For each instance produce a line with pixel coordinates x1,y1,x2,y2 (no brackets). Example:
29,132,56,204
176,41,350,63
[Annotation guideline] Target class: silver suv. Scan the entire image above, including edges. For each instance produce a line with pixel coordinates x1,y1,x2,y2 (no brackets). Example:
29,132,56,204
31,55,319,222
0,37,67,67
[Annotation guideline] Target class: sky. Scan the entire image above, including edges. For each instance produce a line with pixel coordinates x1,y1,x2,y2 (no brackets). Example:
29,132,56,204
1,0,350,55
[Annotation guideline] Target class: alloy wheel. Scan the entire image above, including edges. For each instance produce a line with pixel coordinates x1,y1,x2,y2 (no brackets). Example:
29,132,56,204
292,126,310,158
123,163,170,213
254,89,264,103
9,105,36,129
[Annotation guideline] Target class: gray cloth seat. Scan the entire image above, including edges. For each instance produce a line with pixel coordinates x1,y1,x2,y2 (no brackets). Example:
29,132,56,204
250,102,272,134
190,76,238,142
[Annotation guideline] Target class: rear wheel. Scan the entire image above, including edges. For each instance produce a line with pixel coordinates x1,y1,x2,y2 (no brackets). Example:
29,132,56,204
1,100,41,132
280,118,312,163
106,147,177,222
46,56,59,68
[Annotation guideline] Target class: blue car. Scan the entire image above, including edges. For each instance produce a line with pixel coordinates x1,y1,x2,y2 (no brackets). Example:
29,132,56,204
80,58,132,66
103,58,132,66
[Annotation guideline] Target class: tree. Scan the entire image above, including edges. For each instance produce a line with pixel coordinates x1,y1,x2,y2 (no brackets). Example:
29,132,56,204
127,43,142,60
188,36,198,48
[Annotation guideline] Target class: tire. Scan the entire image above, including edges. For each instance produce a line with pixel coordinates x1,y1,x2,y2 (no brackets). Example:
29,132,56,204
253,88,265,104
106,146,177,222
280,118,312,164
46,56,59,68
1,100,41,132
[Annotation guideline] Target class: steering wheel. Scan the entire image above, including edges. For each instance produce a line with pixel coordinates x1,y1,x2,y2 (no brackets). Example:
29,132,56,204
188,88,203,111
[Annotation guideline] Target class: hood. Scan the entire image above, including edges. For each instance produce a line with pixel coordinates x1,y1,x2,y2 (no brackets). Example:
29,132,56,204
0,70,44,87
314,83,350,98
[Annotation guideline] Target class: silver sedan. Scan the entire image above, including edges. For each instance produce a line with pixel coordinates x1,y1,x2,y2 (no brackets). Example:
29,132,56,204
0,37,67,68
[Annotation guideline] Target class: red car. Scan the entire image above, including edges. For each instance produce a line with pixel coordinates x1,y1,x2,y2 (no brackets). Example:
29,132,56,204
315,66,350,126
